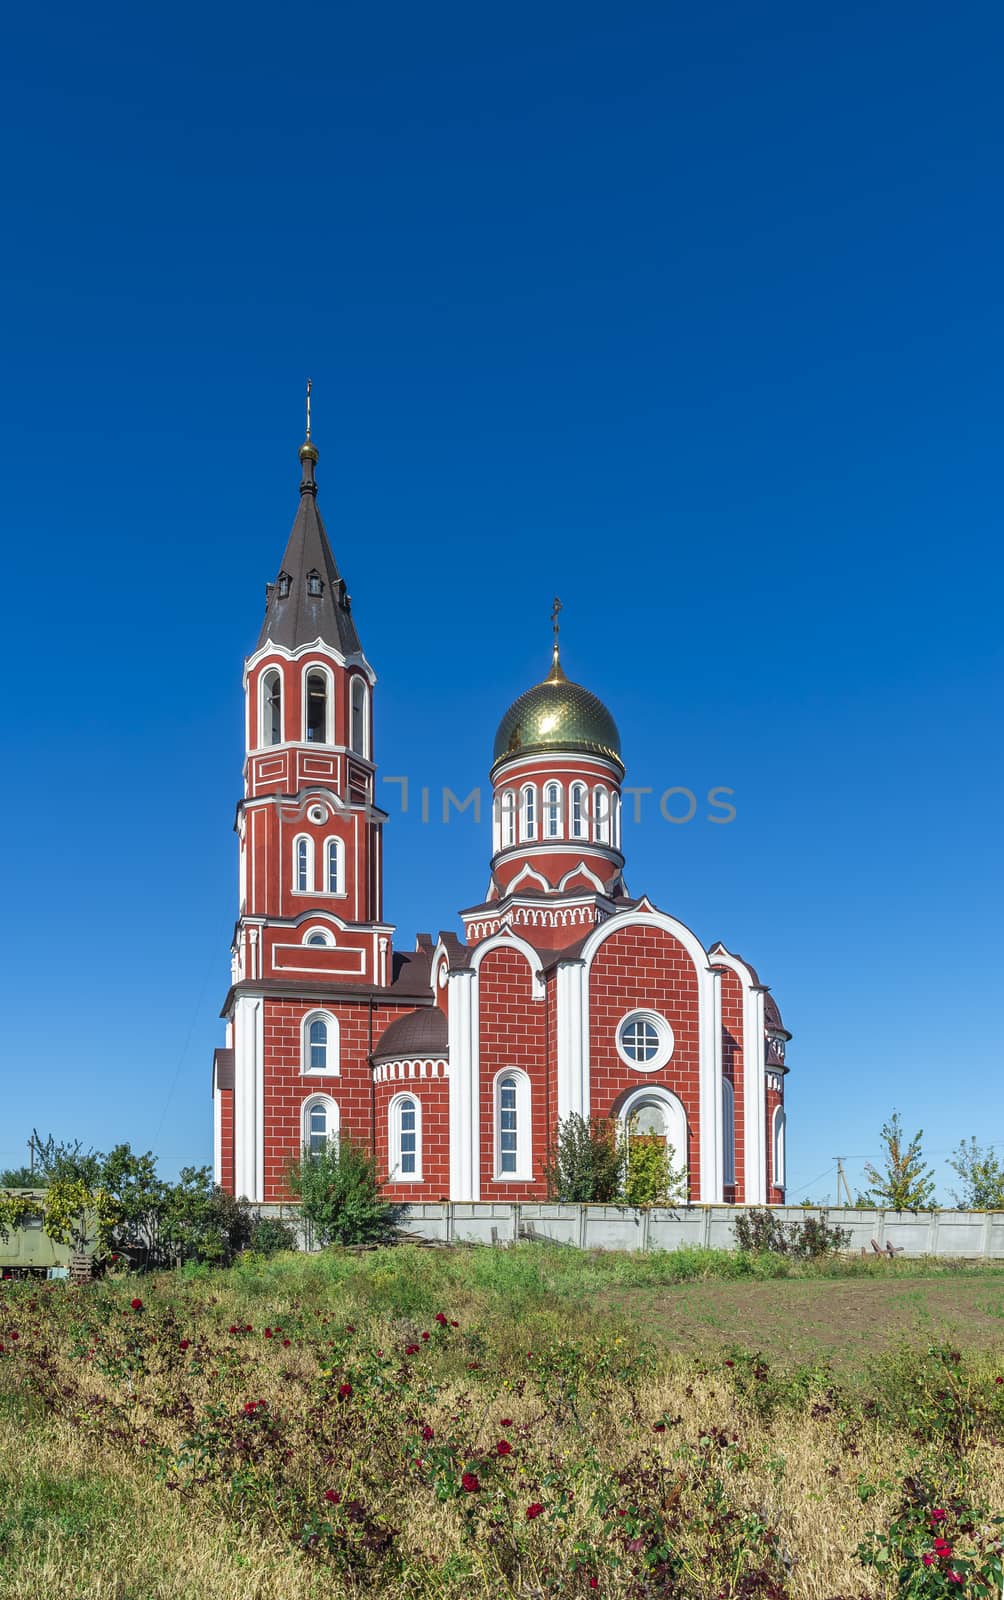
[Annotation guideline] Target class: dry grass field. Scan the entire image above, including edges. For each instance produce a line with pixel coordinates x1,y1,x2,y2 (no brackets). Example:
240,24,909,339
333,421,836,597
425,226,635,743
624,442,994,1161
0,1245,1002,1600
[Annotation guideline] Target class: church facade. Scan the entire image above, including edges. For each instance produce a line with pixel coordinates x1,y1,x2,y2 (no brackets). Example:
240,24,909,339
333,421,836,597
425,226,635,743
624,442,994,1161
212,425,790,1206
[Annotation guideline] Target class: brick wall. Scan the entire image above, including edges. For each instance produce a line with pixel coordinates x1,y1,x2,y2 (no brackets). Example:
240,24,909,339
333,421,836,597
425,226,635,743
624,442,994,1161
477,946,549,1199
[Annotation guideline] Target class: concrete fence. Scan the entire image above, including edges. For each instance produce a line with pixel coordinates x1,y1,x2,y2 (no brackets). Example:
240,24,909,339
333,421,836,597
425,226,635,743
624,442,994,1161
255,1202,1004,1258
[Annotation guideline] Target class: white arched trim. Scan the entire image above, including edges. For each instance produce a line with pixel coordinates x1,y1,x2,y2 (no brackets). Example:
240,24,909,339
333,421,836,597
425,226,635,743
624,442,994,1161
323,834,346,896
349,674,370,759
258,665,284,748
471,928,545,1001
302,1092,340,1155
388,1090,422,1181
709,944,767,1206
772,1104,786,1190
616,1084,689,1184
569,781,588,840
519,783,537,842
722,1077,735,1187
580,910,722,1203
301,1009,340,1076
592,785,610,843
303,925,336,947
557,860,606,894
506,861,551,895
543,781,562,839
493,1067,532,1181
499,789,516,849
301,661,335,744
292,833,315,894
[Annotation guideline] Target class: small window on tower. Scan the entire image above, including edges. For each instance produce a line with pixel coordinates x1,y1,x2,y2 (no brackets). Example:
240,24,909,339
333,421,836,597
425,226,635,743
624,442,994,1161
262,669,282,746
306,569,323,597
350,677,368,757
306,671,328,743
277,572,291,598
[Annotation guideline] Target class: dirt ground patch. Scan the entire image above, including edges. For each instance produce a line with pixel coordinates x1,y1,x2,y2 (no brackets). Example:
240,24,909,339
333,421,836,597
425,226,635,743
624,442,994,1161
599,1271,1004,1371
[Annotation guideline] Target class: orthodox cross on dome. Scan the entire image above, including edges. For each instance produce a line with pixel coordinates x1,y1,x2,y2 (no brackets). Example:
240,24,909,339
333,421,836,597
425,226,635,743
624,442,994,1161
547,595,566,683
305,377,312,441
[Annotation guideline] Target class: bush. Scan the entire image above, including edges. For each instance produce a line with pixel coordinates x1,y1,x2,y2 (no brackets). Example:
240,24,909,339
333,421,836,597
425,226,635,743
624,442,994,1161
733,1207,849,1259
287,1135,406,1247
622,1132,687,1207
544,1115,624,1202
249,1216,298,1255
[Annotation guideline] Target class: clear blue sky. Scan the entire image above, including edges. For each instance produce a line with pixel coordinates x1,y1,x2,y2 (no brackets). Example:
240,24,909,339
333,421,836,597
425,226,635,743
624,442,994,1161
2,0,1001,1201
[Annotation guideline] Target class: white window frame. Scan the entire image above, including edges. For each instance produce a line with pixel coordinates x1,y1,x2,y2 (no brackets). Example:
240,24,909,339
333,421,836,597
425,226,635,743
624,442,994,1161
349,676,369,758
544,782,562,839
323,835,345,896
259,667,283,748
303,926,335,947
302,1093,340,1155
302,663,334,744
619,1084,689,1177
301,1009,340,1076
722,1077,735,1187
520,784,537,842
570,781,587,840
611,790,622,848
292,833,315,894
493,1067,531,1181
388,1091,422,1182
592,785,610,844
772,1104,786,1189
501,789,516,848
616,1009,675,1073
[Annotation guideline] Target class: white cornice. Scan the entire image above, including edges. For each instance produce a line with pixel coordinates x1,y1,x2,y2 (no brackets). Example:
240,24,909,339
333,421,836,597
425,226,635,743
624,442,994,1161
244,639,377,683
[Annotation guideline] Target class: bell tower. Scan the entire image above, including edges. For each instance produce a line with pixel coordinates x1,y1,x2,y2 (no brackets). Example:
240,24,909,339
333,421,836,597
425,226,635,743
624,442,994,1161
234,399,392,991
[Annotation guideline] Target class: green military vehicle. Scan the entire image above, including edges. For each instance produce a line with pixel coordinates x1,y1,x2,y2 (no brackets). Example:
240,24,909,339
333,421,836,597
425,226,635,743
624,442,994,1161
0,1189,75,1280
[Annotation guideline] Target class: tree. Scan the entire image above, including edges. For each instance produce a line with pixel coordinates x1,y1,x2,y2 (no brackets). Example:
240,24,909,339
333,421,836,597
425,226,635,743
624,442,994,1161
0,1165,40,1188
947,1139,1004,1210
287,1134,406,1246
621,1126,688,1206
861,1112,937,1210
544,1115,625,1202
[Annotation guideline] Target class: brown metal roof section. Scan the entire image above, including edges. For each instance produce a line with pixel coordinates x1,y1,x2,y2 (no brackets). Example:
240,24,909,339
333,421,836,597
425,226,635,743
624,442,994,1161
213,1047,235,1092
371,1006,448,1064
256,442,363,658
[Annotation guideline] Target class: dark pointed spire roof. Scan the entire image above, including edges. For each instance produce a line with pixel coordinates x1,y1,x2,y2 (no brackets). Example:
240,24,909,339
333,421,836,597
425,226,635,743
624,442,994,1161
256,424,363,658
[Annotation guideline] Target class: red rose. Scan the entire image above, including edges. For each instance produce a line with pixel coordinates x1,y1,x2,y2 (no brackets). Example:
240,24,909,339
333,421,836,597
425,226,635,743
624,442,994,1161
934,1539,953,1557
421,1331,430,1341
496,1440,512,1456
525,1502,544,1520
947,1573,963,1586
338,1382,352,1400
323,1489,340,1504
500,1418,513,1426
421,1425,434,1441
229,1325,239,1334
653,1422,666,1432
130,1298,143,1311
996,1376,1004,1385
179,1339,190,1350
931,1509,947,1522
450,1319,459,1327
245,1324,253,1332
9,1332,18,1341
282,1338,291,1347
345,1324,355,1333
589,1580,599,1590
461,1472,480,1493
435,1312,448,1325
265,1328,273,1339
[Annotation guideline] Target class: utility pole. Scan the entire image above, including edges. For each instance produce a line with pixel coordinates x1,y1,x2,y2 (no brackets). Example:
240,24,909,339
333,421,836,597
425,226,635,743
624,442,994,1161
833,1157,854,1208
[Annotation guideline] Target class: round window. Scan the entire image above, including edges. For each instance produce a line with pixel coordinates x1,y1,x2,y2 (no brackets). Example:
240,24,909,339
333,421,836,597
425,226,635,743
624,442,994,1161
308,804,327,824
616,1010,674,1072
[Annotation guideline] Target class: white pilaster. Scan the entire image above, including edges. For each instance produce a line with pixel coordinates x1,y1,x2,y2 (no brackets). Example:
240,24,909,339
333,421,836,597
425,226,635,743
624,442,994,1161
233,994,263,1201
447,969,480,1200
745,988,768,1203
698,966,724,1202
555,959,588,1121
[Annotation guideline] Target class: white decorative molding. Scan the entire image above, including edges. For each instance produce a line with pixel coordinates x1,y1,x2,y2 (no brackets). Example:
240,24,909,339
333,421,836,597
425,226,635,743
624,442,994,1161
555,959,587,1121
447,969,478,1201
708,947,767,1207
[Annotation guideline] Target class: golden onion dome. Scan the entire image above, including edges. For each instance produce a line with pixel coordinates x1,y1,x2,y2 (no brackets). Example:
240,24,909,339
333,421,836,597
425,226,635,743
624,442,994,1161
492,647,623,772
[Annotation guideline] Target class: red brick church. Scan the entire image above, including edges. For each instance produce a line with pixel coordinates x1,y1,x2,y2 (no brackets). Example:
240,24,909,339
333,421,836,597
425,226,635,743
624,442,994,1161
212,419,790,1205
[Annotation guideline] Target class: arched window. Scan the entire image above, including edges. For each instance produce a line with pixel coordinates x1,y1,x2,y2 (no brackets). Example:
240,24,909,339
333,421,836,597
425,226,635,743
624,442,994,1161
520,785,537,842
611,791,622,848
302,1011,339,1075
389,1093,422,1181
772,1105,787,1189
494,1069,531,1179
293,835,314,894
722,1078,736,1187
593,786,610,843
570,782,587,840
350,677,368,757
260,668,282,746
501,790,516,848
619,1085,688,1178
302,1094,339,1155
305,669,329,743
544,782,561,839
325,837,343,895
304,927,333,947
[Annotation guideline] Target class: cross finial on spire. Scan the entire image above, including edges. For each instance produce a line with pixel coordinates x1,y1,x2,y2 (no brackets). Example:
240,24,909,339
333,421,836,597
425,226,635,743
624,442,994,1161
547,596,566,682
305,377,312,441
